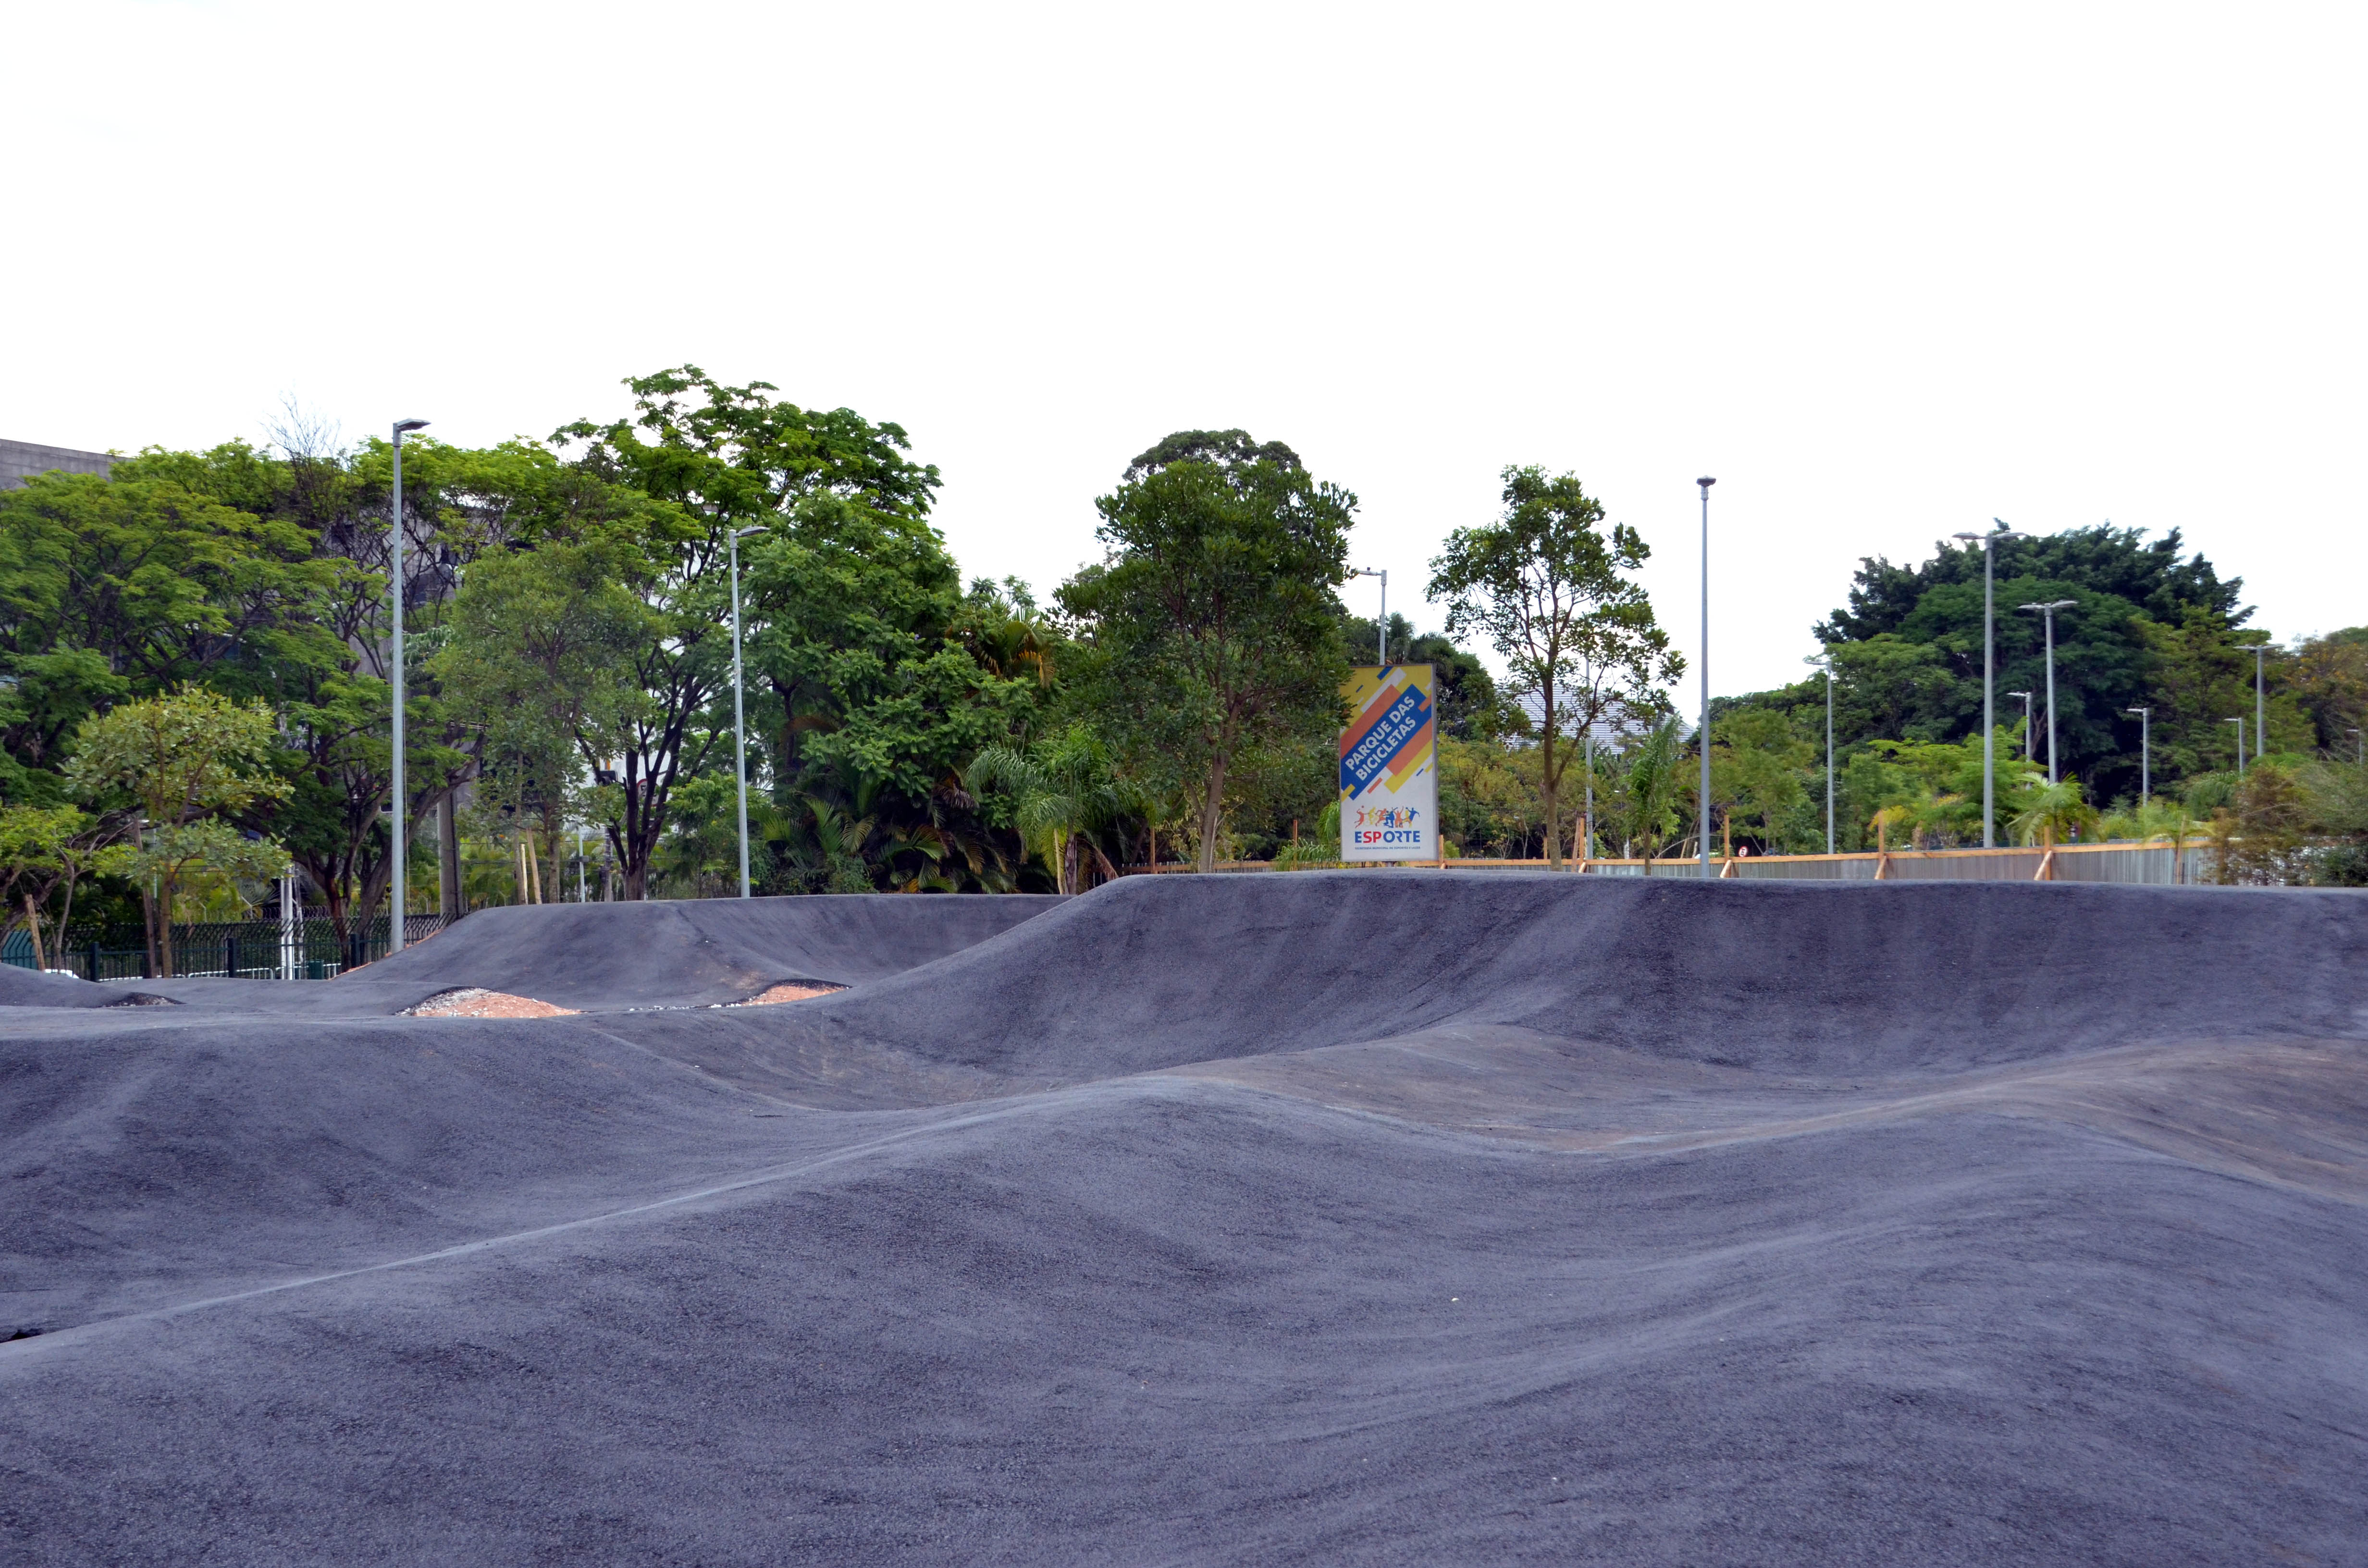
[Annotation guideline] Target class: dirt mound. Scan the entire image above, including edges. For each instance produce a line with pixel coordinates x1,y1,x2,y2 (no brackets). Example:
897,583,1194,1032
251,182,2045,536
735,873,2368,1088
350,894,1063,1011
405,988,579,1018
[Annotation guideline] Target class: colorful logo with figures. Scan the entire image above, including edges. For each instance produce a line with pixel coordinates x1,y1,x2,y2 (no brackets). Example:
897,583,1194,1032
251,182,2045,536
1339,664,1438,862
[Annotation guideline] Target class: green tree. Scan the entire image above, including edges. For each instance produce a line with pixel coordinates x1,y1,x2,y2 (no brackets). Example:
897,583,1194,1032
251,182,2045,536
1709,709,1813,849
1059,431,1355,872
64,686,289,975
1813,525,2247,798
0,803,104,967
554,366,942,896
966,726,1134,893
435,541,649,904
0,461,344,773
747,493,1034,811
1609,717,1688,867
2286,627,2368,757
1429,467,1680,869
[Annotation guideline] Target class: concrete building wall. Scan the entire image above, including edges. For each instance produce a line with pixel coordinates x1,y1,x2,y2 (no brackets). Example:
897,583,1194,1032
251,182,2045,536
0,439,119,489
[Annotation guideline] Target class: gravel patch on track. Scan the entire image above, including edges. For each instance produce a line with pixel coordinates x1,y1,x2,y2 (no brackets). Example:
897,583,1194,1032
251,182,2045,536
405,988,580,1018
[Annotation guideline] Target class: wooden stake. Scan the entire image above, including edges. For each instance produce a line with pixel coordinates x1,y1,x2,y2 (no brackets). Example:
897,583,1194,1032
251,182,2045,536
22,893,44,970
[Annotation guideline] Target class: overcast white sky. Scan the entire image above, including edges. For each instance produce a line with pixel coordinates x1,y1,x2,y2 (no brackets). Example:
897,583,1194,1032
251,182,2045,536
6,2,2362,698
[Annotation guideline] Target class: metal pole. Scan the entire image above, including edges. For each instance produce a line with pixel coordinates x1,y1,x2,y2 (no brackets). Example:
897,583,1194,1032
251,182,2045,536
1583,727,1594,859
577,827,587,903
2254,645,2268,760
1982,544,1995,843
2008,692,2033,760
2018,599,2074,787
1697,478,1714,877
2043,609,2058,786
1824,660,1835,853
729,527,757,900
1959,527,2024,845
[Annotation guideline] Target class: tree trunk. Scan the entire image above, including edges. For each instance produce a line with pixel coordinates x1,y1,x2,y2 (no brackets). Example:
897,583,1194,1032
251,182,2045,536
1196,751,1229,873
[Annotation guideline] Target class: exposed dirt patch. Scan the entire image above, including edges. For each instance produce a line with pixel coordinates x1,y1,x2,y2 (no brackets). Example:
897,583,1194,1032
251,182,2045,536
731,983,845,1006
407,988,580,1019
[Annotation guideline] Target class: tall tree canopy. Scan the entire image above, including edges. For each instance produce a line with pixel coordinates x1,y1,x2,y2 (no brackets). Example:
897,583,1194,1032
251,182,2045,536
1060,431,1355,871
1796,525,2268,800
550,365,944,896
1429,467,1680,868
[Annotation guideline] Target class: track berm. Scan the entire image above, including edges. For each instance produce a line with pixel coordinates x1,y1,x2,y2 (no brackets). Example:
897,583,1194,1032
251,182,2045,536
4,875,2365,1564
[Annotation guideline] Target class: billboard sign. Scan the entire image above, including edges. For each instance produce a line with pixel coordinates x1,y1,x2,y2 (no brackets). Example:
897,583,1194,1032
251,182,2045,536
1339,663,1439,862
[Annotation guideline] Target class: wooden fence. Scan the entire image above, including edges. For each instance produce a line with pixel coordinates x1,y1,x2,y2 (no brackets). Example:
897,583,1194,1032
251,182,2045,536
1128,841,2198,884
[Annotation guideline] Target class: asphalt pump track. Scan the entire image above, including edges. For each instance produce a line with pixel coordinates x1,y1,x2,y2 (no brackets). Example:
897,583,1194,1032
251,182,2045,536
4,876,2366,1565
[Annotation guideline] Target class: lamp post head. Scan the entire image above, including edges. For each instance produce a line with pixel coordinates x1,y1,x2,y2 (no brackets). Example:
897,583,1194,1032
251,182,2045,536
2018,600,2077,614
392,418,430,436
2126,707,2150,717
733,526,765,539
2007,690,2031,700
1696,477,1715,490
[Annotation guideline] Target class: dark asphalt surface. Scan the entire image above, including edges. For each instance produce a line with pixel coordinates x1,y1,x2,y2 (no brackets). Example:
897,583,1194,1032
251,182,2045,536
5,874,2367,1564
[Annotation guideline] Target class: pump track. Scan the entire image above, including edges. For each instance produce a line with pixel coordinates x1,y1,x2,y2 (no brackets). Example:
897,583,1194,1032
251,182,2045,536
4,873,2367,1565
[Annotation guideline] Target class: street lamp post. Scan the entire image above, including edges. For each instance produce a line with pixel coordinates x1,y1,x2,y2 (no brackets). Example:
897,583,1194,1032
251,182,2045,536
388,417,429,953
2125,706,2151,800
1953,523,2028,846
728,525,765,900
1583,724,1595,862
2251,644,2270,761
2017,599,2078,785
2006,691,2034,761
2225,717,2245,779
1351,568,1387,664
1697,478,1714,878
1804,651,1835,853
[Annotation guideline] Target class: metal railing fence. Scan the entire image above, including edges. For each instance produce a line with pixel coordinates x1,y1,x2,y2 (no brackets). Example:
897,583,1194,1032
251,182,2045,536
1,913,454,981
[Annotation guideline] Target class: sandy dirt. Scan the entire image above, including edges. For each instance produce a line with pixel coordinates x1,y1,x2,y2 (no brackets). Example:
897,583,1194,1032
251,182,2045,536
405,988,580,1018
731,982,843,1005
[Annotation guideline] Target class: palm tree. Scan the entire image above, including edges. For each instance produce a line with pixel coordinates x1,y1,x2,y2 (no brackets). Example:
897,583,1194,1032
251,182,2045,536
966,726,1133,894
1617,718,1686,871
2009,778,2096,847
1871,787,1965,851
